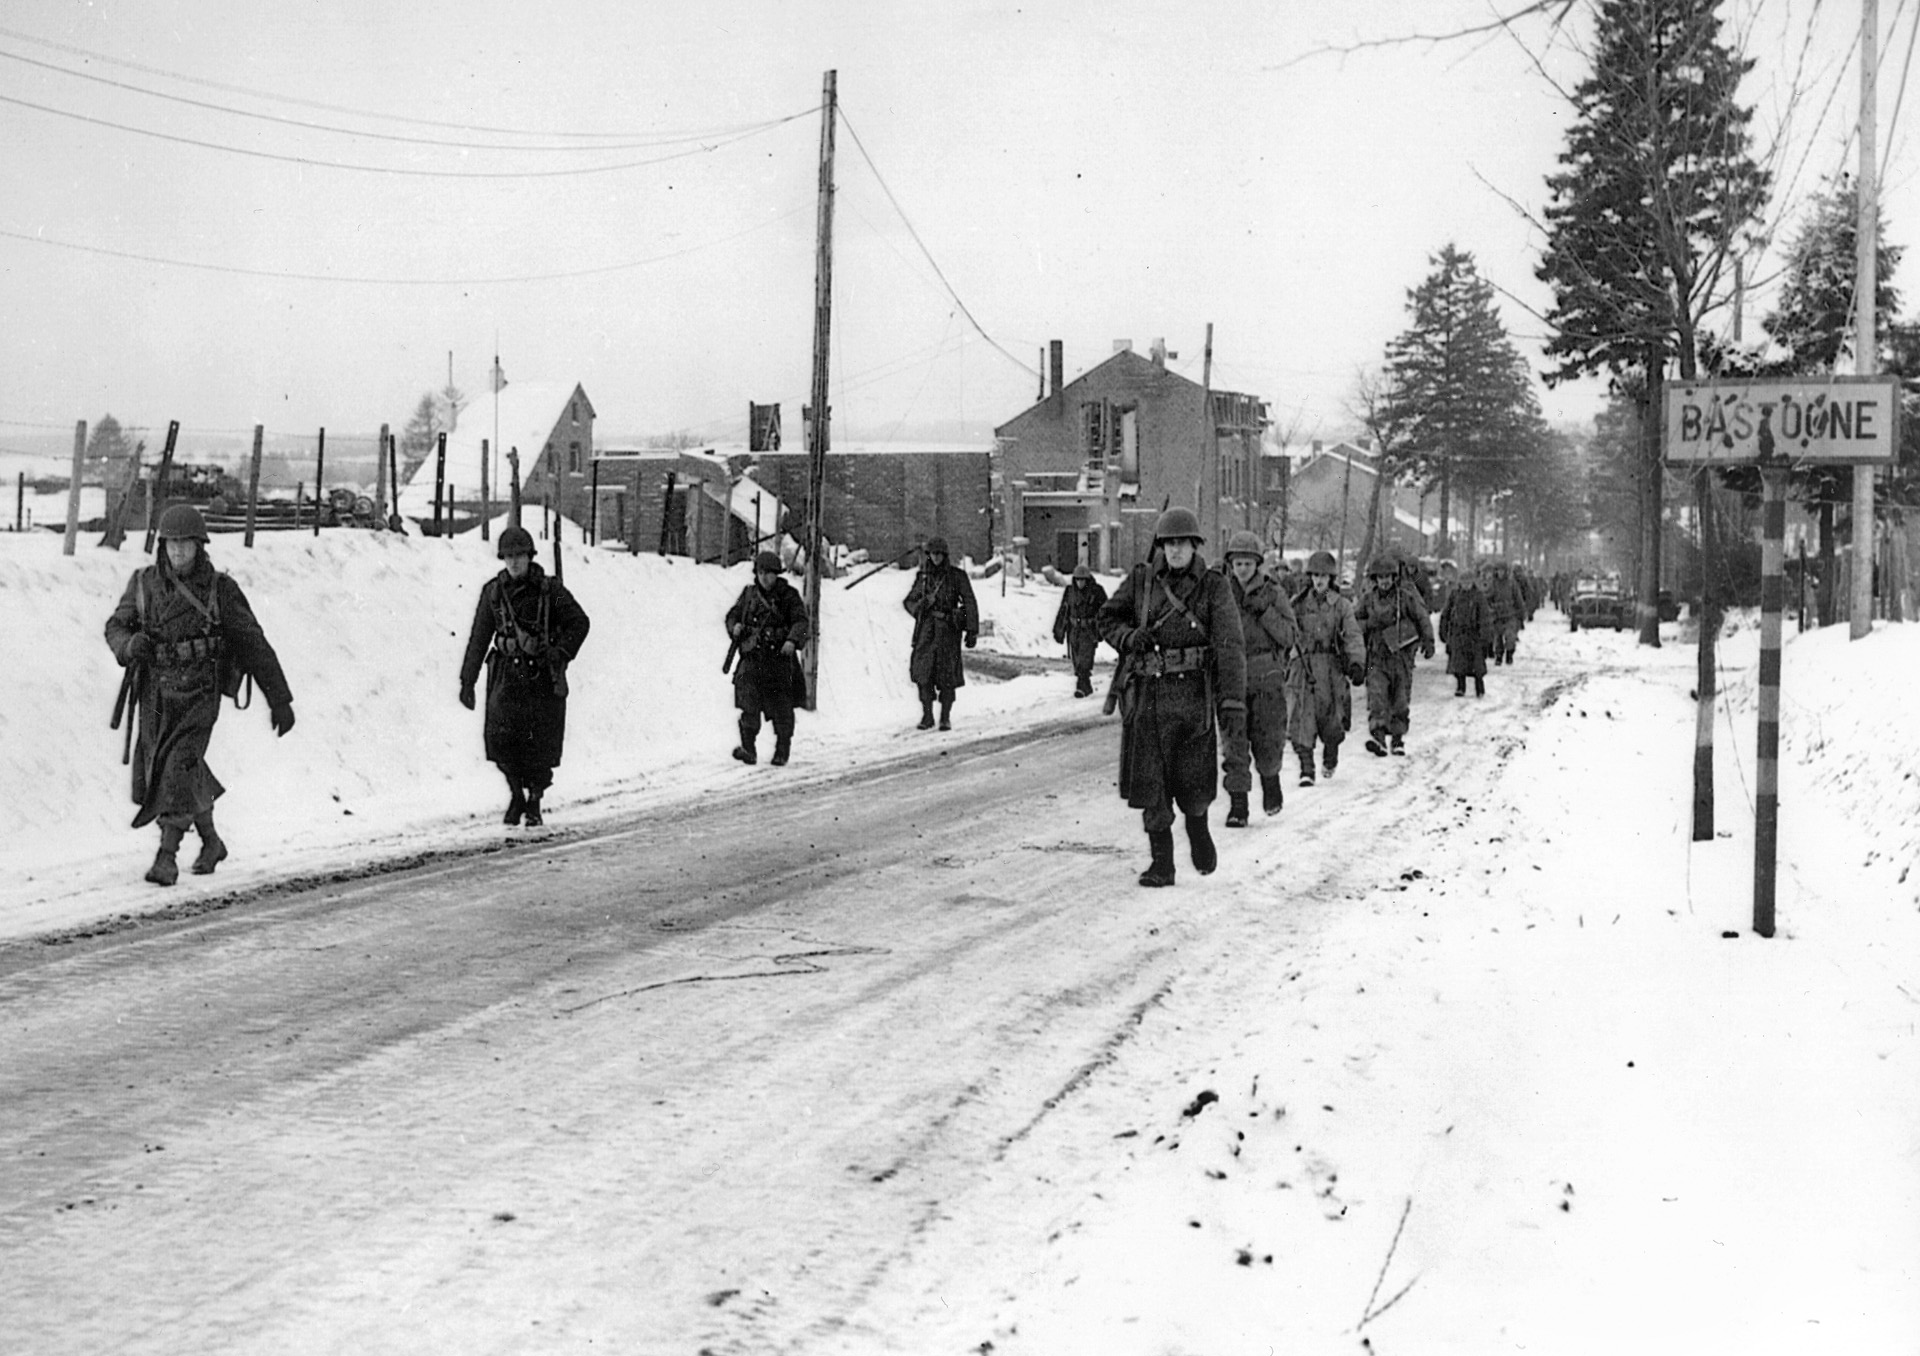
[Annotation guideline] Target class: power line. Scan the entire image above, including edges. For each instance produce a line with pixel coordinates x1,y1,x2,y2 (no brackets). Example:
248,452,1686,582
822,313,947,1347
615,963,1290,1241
0,204,808,285
0,22,714,140
836,106,1038,380
0,45,780,153
0,90,816,178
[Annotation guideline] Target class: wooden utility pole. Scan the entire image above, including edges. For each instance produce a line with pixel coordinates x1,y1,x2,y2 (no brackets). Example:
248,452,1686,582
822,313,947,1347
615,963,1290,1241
62,420,85,556
801,69,838,713
480,438,491,541
1200,323,1216,545
1851,0,1880,639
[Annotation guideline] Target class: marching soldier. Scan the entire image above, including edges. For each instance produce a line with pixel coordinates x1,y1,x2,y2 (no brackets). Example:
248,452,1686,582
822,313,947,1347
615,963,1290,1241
1220,530,1295,825
103,503,295,886
458,525,591,827
1052,563,1109,698
1485,559,1526,666
1097,507,1247,887
1353,557,1436,756
1437,558,1494,697
1286,550,1364,786
903,536,979,730
725,551,810,765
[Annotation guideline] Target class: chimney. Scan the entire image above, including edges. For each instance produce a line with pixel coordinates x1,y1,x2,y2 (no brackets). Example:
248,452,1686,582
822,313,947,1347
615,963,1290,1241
1049,340,1064,399
1113,339,1133,354
1150,338,1167,368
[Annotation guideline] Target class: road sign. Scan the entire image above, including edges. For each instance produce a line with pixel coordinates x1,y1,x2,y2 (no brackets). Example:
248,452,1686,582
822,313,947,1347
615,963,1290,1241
1663,375,1901,466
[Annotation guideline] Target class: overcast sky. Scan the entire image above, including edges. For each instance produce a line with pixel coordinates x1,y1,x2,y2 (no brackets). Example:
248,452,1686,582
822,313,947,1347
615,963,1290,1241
1,0,1910,455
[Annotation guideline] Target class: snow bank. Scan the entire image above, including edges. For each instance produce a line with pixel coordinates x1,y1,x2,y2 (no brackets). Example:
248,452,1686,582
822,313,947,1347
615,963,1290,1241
0,520,1087,941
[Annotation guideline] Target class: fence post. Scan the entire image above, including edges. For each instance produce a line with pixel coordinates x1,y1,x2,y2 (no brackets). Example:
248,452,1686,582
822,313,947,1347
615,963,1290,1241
312,428,325,536
243,424,264,547
62,420,86,554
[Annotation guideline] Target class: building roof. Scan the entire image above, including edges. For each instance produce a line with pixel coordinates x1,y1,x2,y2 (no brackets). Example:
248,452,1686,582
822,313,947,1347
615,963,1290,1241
397,381,589,516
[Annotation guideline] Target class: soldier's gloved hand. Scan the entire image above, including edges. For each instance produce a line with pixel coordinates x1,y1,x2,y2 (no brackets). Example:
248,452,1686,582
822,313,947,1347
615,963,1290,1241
1348,662,1367,686
459,684,476,710
1127,628,1156,654
781,640,797,656
124,633,155,665
729,623,743,639
965,634,977,649
1218,705,1247,745
269,703,296,737
1421,641,1435,660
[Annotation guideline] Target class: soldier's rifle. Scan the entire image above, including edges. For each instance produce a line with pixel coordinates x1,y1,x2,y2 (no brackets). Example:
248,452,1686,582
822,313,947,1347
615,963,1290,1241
110,662,142,764
844,544,921,591
721,588,775,674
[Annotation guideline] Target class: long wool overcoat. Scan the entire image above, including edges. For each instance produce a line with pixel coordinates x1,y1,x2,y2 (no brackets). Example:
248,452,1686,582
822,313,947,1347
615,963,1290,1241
1097,556,1247,817
1052,576,1110,674
104,553,293,828
459,562,591,774
1438,580,1495,677
1285,583,1364,749
725,575,810,715
903,560,979,691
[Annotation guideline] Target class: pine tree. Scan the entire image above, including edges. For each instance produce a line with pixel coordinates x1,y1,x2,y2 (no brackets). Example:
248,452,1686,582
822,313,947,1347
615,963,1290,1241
1757,174,1907,624
1535,0,1769,643
1384,242,1548,558
82,414,137,485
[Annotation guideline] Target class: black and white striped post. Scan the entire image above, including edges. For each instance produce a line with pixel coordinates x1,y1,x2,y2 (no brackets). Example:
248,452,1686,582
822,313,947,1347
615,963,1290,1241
1753,468,1787,937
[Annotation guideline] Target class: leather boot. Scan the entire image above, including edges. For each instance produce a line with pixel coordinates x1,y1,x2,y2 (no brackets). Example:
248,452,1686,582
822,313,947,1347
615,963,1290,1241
1186,815,1218,875
523,792,544,827
190,812,228,874
1138,829,1176,887
504,777,526,825
917,699,936,730
771,734,791,767
938,697,953,731
146,825,185,886
733,715,758,763
1224,792,1249,828
1295,745,1316,787
1261,773,1284,816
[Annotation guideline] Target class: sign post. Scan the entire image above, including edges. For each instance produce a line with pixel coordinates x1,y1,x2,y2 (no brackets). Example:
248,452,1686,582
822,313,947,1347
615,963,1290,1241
1664,376,1900,935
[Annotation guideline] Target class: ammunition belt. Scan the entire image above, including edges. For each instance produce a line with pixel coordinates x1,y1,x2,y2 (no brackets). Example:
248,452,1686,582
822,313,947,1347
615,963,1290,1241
154,636,222,666
1137,645,1210,678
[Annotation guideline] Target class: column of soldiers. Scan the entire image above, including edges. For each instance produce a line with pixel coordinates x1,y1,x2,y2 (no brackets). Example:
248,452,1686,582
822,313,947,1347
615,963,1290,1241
102,498,1536,893
1061,509,1547,887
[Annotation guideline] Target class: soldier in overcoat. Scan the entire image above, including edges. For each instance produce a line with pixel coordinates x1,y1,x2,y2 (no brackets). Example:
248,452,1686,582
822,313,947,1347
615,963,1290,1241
1052,563,1109,698
1097,507,1247,887
725,551,810,765
1286,550,1365,786
1220,530,1296,824
1437,558,1494,697
459,525,591,826
1353,557,1436,756
104,503,295,886
1484,560,1526,666
902,536,979,730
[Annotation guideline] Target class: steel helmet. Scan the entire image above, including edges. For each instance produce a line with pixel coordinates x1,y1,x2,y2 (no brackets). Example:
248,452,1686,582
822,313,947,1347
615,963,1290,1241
1225,530,1264,560
754,550,782,574
1306,549,1337,575
496,525,535,559
924,536,950,556
155,503,209,543
1367,558,1397,580
1152,506,1203,543
1072,563,1092,580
